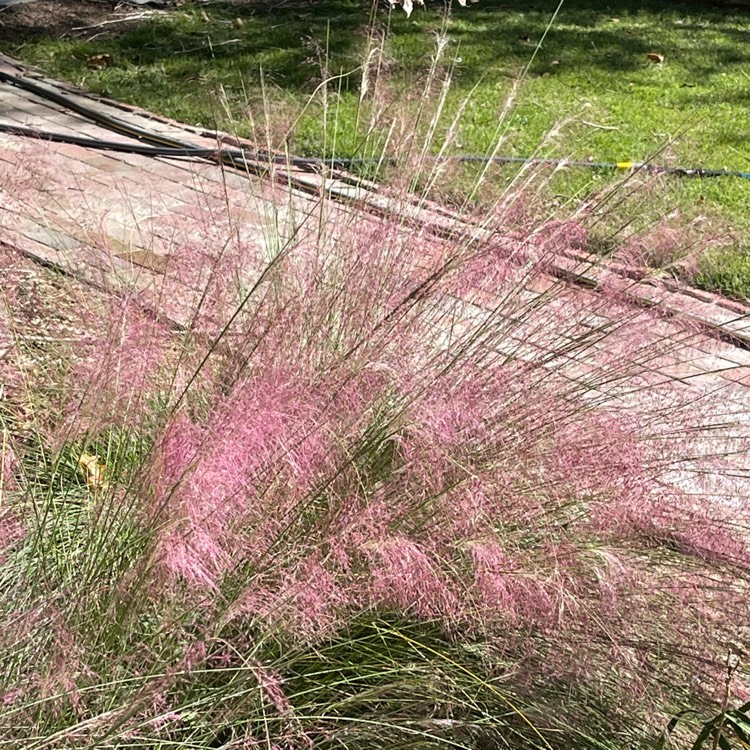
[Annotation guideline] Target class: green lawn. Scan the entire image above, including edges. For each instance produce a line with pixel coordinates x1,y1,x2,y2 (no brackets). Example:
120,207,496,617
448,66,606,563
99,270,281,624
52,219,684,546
4,0,750,298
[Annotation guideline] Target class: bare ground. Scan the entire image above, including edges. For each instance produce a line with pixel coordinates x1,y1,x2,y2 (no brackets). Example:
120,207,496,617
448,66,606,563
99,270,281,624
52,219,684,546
0,0,310,45
0,0,163,45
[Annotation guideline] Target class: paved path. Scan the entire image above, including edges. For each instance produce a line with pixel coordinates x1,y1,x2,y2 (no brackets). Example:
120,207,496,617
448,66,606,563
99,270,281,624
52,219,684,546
1,54,749,508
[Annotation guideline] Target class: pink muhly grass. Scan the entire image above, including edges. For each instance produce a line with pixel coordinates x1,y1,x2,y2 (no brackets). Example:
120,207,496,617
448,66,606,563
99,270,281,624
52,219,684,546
242,555,350,640
0,248,28,394
0,438,19,492
23,612,99,721
151,209,266,336
30,191,746,739
0,145,51,215
152,369,340,589
58,297,175,439
467,540,579,629
0,434,21,564
617,492,750,568
2,89,749,750
1,686,22,708
613,210,718,273
0,507,23,567
367,536,460,621
252,660,294,717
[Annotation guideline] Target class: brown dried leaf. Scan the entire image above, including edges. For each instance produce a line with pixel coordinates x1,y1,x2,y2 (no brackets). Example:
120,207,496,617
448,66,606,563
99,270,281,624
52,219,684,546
78,452,106,492
86,54,112,70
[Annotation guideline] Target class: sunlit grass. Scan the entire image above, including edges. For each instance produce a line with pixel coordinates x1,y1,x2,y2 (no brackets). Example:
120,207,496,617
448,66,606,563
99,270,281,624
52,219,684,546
5,0,750,300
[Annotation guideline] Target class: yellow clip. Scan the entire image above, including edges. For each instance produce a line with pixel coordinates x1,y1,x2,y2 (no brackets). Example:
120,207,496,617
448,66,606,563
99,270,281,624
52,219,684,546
616,161,634,170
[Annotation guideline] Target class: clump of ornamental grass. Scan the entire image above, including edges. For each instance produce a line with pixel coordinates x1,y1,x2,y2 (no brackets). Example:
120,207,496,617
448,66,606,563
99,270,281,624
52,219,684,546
1,25,749,750
1,192,748,748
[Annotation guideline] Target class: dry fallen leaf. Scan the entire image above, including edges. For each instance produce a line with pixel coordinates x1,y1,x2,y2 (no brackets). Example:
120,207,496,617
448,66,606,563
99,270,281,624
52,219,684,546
647,52,665,64
86,54,112,70
78,452,106,492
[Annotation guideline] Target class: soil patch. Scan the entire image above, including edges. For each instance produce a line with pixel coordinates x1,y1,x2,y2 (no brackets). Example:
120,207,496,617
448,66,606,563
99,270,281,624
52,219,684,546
0,0,163,45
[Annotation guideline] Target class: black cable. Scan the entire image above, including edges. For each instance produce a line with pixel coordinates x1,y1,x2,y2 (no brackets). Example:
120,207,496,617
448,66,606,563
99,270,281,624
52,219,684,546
2,69,750,180
0,122,272,162
0,69,189,149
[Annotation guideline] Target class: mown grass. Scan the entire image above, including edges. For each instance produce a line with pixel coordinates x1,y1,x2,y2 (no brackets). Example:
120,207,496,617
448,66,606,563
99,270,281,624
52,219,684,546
4,0,750,296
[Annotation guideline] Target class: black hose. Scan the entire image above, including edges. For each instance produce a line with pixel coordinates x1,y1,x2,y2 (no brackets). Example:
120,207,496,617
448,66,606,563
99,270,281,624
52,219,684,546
2,69,750,180
0,69,189,149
